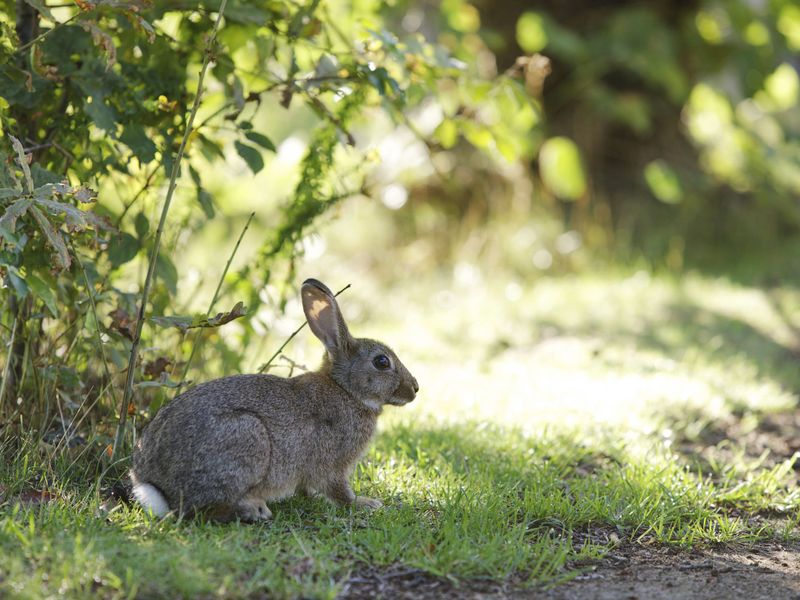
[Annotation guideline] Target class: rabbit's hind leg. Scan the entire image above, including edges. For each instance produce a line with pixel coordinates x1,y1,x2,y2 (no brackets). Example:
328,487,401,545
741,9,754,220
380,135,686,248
232,493,273,523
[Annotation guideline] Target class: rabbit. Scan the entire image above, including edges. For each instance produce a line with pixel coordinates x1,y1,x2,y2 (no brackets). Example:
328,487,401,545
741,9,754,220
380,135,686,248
130,278,419,522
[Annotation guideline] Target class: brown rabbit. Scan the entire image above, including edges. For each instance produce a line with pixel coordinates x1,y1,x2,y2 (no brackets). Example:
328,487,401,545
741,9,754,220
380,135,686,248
130,279,418,521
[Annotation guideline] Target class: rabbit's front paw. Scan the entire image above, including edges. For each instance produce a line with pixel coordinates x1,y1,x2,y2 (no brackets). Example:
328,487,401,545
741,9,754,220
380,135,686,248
355,496,383,510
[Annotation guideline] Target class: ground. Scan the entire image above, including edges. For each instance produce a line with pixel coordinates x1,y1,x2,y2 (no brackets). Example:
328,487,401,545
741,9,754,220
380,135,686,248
1,270,799,598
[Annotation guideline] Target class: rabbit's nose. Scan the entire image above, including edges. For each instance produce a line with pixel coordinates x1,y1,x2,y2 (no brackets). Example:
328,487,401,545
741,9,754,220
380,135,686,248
412,378,419,394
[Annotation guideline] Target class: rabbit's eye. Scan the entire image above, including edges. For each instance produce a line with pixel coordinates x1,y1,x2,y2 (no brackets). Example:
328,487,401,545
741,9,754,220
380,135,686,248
372,354,391,370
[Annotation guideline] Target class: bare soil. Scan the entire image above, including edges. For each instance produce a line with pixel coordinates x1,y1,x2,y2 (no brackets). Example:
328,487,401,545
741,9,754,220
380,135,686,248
341,541,800,600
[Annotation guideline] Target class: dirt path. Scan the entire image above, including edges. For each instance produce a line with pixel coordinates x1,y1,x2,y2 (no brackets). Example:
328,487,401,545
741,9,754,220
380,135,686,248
341,542,800,599
541,541,800,600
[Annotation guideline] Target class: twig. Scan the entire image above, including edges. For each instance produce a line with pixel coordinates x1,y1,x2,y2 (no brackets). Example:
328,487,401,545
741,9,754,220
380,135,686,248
112,0,230,461
0,314,20,415
257,283,350,373
16,13,80,54
174,211,255,395
72,243,119,411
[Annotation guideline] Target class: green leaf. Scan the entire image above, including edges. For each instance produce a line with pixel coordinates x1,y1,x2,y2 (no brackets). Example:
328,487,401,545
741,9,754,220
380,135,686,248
84,97,117,132
24,0,56,22
135,372,184,389
121,124,158,163
539,136,586,201
29,205,71,270
35,197,111,232
107,232,140,267
197,188,215,219
435,119,458,149
234,141,265,174
31,164,62,187
9,135,33,193
461,121,494,150
516,12,548,53
644,160,683,204
149,314,192,331
26,272,58,316
0,198,33,235
150,302,248,333
244,131,276,152
7,268,28,298
0,188,21,200
134,212,149,239
156,253,178,294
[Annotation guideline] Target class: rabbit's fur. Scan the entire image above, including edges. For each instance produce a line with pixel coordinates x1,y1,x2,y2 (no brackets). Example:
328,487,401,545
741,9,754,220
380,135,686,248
130,279,418,522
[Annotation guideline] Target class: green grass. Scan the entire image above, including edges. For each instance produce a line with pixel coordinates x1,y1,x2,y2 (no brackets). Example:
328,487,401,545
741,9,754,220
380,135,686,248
2,271,799,598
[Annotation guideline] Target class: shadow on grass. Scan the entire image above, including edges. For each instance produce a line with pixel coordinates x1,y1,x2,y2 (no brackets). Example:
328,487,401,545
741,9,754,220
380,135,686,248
3,418,799,598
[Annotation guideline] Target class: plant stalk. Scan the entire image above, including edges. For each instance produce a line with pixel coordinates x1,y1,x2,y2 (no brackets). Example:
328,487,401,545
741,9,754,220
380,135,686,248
257,283,351,374
112,1,230,461
175,211,255,395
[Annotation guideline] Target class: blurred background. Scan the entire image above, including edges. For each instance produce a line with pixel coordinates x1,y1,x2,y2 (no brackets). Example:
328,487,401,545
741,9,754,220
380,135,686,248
1,0,799,448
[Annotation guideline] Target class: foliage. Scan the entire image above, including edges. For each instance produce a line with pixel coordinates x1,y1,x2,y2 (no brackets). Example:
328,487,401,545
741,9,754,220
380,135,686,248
0,0,538,438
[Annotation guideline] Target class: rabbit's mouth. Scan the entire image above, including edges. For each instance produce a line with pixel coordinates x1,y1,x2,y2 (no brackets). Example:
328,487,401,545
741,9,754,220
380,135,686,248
387,379,418,406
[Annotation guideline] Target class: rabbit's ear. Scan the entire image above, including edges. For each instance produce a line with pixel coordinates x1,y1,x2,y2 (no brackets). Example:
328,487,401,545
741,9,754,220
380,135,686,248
301,279,353,353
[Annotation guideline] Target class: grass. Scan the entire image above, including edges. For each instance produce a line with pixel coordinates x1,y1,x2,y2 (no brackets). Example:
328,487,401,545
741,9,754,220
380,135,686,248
2,270,799,598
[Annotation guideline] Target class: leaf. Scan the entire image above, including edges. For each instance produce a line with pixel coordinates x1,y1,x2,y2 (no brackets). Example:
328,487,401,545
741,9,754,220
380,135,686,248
516,12,548,53
644,160,683,204
24,0,56,21
8,135,33,193
149,314,192,331
538,136,586,201
121,124,157,163
434,119,458,149
84,97,117,131
234,141,264,174
135,372,184,389
107,232,140,267
244,131,276,152
26,272,58,316
0,198,33,235
150,302,248,333
197,188,215,219
108,307,136,340
156,253,178,294
7,268,28,298
144,357,172,379
15,489,60,506
204,301,247,328
73,187,97,203
35,198,111,232
29,205,71,270
134,212,149,239
0,188,21,200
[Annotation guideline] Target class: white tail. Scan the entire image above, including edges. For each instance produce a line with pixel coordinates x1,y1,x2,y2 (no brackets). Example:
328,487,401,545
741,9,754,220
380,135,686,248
132,482,170,517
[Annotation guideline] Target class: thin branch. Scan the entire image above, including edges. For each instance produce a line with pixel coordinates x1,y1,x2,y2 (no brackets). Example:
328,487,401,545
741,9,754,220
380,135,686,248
72,243,119,410
16,13,80,54
257,283,350,374
0,314,20,416
174,211,255,395
112,0,230,461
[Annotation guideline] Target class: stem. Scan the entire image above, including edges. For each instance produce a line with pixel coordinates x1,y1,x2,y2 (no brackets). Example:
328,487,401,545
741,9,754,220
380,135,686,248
16,14,79,54
257,283,350,374
0,314,19,416
112,1,230,461
174,211,255,395
72,244,119,411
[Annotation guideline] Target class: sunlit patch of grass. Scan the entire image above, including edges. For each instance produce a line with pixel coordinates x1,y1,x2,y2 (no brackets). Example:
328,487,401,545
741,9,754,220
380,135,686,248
2,271,800,597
